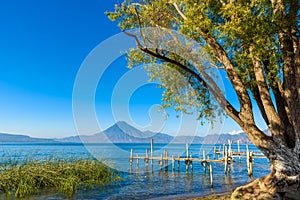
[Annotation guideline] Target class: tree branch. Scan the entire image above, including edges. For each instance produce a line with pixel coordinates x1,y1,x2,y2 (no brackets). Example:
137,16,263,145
171,2,187,20
122,30,243,126
143,47,244,125
251,85,270,126
251,54,285,144
122,30,143,48
262,59,296,148
204,35,254,123
171,1,254,123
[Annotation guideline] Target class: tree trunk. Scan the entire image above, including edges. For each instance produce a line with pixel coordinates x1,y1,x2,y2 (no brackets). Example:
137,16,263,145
231,142,300,200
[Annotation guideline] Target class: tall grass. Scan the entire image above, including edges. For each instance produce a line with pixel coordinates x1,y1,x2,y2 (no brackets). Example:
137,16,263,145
0,157,119,198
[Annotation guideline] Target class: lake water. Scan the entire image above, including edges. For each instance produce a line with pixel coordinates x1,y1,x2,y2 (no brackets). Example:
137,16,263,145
0,143,270,199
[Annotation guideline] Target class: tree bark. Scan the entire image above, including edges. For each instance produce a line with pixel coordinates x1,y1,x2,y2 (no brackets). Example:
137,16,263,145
232,142,300,200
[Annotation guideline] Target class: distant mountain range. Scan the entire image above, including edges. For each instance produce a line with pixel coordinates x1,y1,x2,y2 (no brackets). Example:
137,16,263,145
0,121,252,144
0,133,54,143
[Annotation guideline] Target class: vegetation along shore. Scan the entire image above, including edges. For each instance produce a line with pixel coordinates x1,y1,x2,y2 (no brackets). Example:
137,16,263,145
0,157,119,198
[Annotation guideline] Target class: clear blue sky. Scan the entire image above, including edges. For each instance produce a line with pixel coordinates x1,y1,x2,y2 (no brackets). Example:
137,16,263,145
0,0,266,138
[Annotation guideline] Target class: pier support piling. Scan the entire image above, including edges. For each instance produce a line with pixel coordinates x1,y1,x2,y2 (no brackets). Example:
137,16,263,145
209,163,213,188
247,150,253,178
150,139,154,165
224,145,228,174
203,150,207,173
186,144,189,158
172,155,175,171
164,150,168,171
213,146,216,159
237,140,241,161
178,154,180,171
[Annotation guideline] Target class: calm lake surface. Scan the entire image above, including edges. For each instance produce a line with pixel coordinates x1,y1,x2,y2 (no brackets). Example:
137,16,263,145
0,143,270,199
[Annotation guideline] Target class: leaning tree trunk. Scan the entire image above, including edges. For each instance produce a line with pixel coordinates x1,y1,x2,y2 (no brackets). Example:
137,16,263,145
231,130,300,200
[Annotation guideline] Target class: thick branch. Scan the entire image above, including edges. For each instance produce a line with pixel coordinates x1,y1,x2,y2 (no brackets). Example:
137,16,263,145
141,47,243,125
123,30,243,126
251,86,270,126
262,60,296,148
273,86,296,148
172,1,253,122
204,35,254,123
251,55,284,141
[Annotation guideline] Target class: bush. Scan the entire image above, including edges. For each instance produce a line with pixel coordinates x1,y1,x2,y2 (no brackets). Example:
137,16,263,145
0,157,119,198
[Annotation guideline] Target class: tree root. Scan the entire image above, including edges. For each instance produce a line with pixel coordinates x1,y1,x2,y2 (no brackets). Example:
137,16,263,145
231,169,300,200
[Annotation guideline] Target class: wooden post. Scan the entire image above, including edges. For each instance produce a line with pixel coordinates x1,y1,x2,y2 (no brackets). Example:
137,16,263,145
164,150,168,171
163,150,166,170
136,154,139,168
159,154,163,170
190,154,193,170
130,148,133,164
145,148,149,171
246,147,253,177
203,150,207,173
228,140,233,157
248,151,253,177
213,146,216,159
178,154,180,171
172,155,175,171
185,159,189,173
224,145,228,174
209,163,213,188
237,140,241,161
228,156,231,174
227,140,231,156
203,150,206,160
223,144,226,158
186,143,189,158
150,139,154,164
227,141,232,173
207,155,210,170
130,148,133,173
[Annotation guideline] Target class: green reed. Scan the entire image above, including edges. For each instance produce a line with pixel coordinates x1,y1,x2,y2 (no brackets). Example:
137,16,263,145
0,156,119,198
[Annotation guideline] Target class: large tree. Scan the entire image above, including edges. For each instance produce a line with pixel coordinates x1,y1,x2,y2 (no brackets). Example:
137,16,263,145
107,0,300,199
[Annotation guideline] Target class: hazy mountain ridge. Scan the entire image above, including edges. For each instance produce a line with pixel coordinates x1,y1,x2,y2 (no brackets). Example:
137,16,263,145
0,133,54,143
0,122,252,144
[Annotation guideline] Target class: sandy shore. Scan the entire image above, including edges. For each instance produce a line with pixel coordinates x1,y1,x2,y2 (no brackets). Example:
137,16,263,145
176,192,231,200
192,193,231,200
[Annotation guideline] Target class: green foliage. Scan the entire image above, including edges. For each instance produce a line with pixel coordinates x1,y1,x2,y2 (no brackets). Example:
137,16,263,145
0,157,119,198
106,0,298,122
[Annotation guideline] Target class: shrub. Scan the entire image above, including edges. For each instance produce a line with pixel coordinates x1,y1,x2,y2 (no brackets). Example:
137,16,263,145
0,157,119,198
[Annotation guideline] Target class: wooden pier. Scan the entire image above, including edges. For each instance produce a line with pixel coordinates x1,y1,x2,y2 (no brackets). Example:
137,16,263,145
129,139,267,187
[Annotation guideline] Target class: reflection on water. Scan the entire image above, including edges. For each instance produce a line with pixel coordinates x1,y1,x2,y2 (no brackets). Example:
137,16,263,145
0,143,270,199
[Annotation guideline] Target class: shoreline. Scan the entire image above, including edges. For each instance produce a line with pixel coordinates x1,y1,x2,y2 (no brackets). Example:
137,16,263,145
176,190,232,200
192,192,231,200
148,190,232,200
